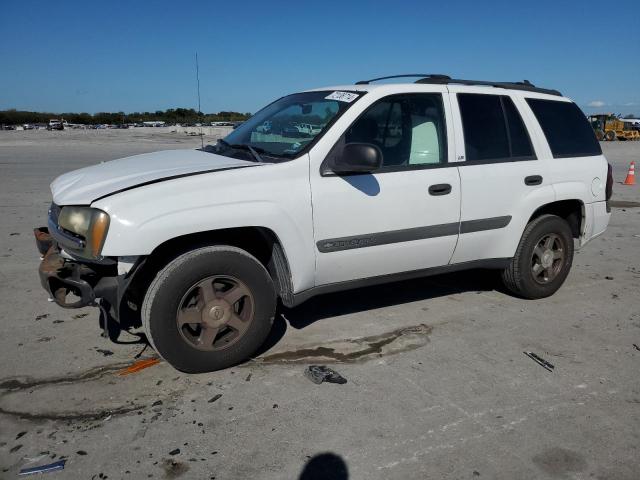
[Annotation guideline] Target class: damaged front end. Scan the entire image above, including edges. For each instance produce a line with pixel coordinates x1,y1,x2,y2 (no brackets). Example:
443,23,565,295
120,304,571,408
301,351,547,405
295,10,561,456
34,225,144,338
36,226,118,308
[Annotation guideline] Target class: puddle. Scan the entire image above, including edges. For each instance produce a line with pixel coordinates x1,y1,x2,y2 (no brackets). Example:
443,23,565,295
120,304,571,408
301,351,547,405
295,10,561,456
258,324,433,364
609,200,640,208
0,361,133,392
0,358,177,423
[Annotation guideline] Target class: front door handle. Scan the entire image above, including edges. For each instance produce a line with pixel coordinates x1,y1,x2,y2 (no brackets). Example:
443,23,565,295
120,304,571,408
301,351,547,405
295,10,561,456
428,183,452,196
524,175,543,186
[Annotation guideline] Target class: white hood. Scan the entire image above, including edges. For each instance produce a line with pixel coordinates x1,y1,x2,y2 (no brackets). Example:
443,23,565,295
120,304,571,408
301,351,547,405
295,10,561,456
51,149,255,205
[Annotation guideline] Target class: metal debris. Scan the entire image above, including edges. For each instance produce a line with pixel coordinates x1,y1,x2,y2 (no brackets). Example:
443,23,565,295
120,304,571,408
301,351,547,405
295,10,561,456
207,394,222,403
524,352,555,372
633,344,640,352
304,365,348,384
18,459,66,476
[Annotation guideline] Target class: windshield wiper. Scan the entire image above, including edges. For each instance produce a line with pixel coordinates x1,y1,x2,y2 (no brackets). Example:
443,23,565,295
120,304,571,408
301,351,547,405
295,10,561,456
229,143,272,163
214,139,277,162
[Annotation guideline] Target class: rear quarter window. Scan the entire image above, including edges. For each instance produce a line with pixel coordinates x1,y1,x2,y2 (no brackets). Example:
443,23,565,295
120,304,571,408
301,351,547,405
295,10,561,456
526,99,602,158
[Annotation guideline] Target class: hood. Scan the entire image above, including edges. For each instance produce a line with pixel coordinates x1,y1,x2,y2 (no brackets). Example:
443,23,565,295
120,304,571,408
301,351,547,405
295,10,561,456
51,149,255,205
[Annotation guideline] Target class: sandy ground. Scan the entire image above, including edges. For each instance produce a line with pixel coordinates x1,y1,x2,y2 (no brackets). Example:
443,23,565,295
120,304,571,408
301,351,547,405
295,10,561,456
0,129,638,479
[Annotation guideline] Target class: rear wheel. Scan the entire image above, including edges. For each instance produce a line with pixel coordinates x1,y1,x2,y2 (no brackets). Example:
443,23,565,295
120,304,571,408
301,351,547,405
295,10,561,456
605,130,616,141
501,215,574,299
142,246,276,373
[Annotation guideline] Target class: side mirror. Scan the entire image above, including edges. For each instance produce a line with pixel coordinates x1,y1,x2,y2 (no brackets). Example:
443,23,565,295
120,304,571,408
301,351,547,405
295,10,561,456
330,143,382,174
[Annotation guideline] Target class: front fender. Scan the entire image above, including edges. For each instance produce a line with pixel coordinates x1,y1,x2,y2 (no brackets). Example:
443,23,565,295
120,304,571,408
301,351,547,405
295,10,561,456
92,159,315,292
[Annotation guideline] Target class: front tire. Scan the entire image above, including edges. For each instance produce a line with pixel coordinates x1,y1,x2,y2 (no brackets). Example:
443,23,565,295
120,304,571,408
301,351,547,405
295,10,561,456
501,214,574,299
142,246,276,373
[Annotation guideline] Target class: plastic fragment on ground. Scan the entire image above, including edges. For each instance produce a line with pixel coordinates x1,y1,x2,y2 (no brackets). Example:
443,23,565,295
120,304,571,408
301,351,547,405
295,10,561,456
19,459,66,476
117,358,160,376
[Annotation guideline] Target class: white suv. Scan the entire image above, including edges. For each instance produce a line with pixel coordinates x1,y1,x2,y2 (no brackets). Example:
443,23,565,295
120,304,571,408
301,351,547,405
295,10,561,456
35,74,612,372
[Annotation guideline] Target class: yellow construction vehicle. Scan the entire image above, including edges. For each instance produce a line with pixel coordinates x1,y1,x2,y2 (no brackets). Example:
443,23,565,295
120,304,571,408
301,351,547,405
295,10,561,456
589,113,640,141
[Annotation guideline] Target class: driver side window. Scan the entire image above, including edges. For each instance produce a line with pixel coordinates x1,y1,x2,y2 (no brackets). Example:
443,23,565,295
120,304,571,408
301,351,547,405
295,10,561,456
336,93,447,171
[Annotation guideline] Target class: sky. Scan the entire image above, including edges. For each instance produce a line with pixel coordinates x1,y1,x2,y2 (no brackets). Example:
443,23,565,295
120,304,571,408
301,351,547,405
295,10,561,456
0,0,638,116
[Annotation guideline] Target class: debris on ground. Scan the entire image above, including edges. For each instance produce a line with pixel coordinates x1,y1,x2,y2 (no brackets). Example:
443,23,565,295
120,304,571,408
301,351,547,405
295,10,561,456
18,459,66,476
604,276,614,280
208,394,222,404
169,448,181,455
95,349,114,357
304,365,348,385
524,352,555,372
633,344,640,352
151,400,163,407
117,358,160,376
245,373,252,382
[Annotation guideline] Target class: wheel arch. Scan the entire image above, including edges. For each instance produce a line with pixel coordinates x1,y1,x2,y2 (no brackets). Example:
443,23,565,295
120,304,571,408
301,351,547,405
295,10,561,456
120,226,295,328
528,199,585,239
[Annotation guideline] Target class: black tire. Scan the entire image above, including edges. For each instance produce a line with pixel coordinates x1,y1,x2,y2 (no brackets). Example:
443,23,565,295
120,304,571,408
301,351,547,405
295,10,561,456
141,246,276,373
501,214,574,299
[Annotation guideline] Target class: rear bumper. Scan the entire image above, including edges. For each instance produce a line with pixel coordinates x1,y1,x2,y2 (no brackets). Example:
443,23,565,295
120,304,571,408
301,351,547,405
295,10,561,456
581,201,611,247
35,227,118,309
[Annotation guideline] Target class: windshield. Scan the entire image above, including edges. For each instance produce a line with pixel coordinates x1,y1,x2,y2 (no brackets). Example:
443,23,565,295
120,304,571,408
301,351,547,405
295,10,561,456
205,90,362,161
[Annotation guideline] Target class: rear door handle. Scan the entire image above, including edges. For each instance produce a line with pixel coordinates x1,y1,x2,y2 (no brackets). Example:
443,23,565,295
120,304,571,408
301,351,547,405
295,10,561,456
524,175,543,186
428,183,452,196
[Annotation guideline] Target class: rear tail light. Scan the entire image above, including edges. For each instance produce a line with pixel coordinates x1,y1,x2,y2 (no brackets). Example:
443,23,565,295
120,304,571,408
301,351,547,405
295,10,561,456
605,163,613,212
605,163,613,201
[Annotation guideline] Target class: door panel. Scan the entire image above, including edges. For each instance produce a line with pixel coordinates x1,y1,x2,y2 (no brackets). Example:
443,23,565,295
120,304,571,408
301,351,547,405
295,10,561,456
311,168,461,285
447,87,553,263
310,92,460,286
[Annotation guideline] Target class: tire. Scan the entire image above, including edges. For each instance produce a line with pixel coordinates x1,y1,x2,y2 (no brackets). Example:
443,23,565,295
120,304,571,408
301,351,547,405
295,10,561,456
141,246,276,373
501,214,574,299
605,130,616,141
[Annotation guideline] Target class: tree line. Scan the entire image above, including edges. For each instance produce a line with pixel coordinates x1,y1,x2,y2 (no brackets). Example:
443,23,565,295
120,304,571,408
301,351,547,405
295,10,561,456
0,108,251,126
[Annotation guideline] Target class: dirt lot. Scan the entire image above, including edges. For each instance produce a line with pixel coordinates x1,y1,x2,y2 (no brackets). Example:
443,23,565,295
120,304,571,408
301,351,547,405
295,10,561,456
0,129,639,479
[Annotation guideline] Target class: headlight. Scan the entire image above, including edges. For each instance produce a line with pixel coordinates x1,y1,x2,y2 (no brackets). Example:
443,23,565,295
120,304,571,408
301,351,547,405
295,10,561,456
57,206,110,258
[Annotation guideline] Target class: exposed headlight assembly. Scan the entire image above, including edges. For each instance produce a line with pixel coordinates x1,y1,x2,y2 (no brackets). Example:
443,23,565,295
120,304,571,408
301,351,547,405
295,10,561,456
56,206,110,258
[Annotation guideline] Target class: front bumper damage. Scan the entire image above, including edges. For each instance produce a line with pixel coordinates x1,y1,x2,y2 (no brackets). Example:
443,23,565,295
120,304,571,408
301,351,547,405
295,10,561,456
35,227,119,309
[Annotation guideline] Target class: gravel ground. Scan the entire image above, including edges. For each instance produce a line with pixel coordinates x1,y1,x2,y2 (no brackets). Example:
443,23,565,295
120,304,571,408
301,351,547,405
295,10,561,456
0,130,638,479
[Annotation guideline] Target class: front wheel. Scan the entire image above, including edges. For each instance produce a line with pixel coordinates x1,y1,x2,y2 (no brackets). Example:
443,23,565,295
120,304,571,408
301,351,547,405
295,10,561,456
501,214,574,299
142,246,276,373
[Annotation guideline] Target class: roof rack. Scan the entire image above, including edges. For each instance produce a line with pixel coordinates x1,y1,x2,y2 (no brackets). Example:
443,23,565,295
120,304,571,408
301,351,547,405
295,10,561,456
355,74,562,96
355,74,451,85
415,77,562,96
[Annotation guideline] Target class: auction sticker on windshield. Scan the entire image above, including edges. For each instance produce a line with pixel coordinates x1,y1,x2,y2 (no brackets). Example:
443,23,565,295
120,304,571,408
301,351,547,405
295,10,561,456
325,91,359,103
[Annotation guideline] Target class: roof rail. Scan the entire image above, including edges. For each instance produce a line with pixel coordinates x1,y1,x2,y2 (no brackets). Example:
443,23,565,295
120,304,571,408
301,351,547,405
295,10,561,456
414,76,562,96
355,74,451,85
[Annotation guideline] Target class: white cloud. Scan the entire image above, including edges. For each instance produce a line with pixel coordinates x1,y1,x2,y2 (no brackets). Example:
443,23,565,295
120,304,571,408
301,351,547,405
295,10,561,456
587,100,606,107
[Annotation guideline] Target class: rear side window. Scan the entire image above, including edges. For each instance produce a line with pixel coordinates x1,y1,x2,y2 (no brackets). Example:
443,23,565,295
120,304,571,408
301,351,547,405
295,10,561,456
458,94,535,162
526,99,602,158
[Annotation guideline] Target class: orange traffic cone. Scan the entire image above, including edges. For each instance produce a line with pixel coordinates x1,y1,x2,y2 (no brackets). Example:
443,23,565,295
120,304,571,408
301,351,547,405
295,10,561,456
623,161,636,185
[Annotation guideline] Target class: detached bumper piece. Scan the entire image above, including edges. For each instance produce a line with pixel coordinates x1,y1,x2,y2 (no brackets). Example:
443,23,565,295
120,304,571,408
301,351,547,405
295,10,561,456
35,227,117,309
